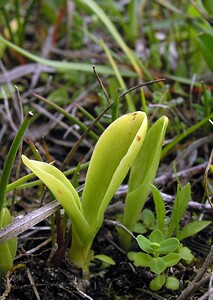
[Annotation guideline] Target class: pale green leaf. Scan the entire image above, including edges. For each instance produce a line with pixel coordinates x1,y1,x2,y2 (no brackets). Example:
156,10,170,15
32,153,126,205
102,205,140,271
134,252,152,267
163,253,181,267
151,185,166,232
149,257,166,274
22,155,90,243
82,112,147,231
120,116,169,249
0,208,17,277
157,238,179,254
149,229,164,243
141,208,155,228
177,220,211,241
167,183,191,238
178,246,194,263
127,251,137,261
0,242,14,277
93,254,116,265
166,277,179,290
150,274,166,291
133,222,147,234
136,235,153,253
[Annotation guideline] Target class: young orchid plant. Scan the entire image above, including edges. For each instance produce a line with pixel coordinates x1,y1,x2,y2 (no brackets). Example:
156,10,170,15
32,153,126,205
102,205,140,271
22,111,169,273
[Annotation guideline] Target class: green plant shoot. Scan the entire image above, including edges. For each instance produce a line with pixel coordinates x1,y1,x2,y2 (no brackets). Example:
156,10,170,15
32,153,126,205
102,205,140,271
119,116,169,250
0,208,17,278
151,183,211,240
22,111,148,273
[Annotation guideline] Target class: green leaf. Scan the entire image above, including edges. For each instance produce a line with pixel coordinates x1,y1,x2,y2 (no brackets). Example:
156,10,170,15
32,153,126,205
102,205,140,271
149,274,166,291
120,116,169,249
167,183,191,238
0,242,14,278
149,242,161,251
197,33,213,73
133,222,147,234
149,257,166,274
176,183,191,225
136,235,154,253
149,229,164,243
82,112,147,231
0,208,17,277
0,35,136,77
133,252,152,267
127,251,137,261
141,208,155,228
178,246,194,263
177,220,211,241
166,277,179,290
151,185,166,232
0,209,17,259
93,254,116,265
22,156,90,243
0,112,33,209
163,253,181,267
157,238,180,254
128,116,169,192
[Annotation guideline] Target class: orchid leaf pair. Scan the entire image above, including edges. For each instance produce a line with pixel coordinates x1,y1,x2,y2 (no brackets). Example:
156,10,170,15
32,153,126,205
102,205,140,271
22,111,169,273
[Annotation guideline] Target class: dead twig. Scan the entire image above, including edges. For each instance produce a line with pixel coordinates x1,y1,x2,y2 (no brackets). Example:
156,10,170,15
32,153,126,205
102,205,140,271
1,87,17,132
165,135,213,173
30,26,54,88
204,148,213,208
93,65,110,104
0,264,26,300
119,78,166,99
26,267,41,300
155,162,208,186
177,245,213,300
0,63,54,83
197,274,213,300
104,219,136,240
0,201,60,244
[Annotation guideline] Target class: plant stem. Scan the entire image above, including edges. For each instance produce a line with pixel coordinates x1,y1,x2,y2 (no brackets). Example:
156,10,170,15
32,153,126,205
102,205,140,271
69,231,93,275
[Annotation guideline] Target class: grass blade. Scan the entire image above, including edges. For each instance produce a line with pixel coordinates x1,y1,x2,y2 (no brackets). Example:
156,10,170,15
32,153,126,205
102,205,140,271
0,112,33,210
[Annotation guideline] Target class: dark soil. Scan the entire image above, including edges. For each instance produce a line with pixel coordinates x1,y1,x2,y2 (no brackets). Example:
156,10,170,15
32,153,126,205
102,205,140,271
1,214,212,300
